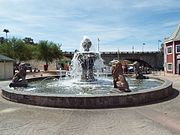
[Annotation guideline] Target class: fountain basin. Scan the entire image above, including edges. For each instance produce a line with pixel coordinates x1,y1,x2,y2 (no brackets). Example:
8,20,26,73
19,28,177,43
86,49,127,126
1,76,173,108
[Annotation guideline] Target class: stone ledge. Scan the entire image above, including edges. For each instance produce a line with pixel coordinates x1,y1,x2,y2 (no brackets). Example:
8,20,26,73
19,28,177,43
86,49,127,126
1,77,173,109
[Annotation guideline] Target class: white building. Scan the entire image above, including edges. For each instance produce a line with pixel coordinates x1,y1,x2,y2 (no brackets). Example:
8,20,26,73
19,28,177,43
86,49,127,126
0,54,14,80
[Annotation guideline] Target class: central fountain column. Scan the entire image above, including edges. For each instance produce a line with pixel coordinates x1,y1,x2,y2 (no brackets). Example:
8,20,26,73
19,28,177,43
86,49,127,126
78,53,97,81
77,38,97,82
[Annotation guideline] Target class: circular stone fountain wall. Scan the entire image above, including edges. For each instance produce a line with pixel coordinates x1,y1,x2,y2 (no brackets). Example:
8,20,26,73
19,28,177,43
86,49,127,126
1,77,173,108
1,37,173,108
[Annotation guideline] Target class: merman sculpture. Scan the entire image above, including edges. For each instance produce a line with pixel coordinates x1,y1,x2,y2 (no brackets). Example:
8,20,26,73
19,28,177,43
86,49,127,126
133,61,148,79
9,63,28,87
112,62,130,92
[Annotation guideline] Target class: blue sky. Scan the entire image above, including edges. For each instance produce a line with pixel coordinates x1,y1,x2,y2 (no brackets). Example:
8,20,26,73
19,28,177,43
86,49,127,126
0,0,180,52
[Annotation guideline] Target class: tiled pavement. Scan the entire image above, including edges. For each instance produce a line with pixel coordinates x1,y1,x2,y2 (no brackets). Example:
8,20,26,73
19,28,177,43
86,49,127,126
0,73,180,135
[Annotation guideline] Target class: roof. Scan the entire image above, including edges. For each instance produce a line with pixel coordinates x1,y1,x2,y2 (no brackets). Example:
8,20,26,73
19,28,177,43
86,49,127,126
0,54,14,62
165,24,180,42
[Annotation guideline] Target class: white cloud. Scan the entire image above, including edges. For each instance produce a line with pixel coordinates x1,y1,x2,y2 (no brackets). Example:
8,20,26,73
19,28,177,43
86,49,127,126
132,0,180,11
0,0,180,51
163,21,180,27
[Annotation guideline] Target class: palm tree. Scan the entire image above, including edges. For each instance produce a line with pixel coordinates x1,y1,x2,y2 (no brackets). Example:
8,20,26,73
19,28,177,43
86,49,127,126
3,29,9,39
36,40,63,71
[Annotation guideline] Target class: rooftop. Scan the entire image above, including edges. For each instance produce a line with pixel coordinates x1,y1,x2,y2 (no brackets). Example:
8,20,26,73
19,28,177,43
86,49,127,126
165,24,180,42
0,54,14,62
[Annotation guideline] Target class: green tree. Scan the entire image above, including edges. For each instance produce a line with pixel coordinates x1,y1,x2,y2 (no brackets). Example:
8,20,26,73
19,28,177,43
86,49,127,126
12,38,34,62
23,37,34,45
36,40,63,70
0,39,15,58
0,37,34,62
3,29,9,39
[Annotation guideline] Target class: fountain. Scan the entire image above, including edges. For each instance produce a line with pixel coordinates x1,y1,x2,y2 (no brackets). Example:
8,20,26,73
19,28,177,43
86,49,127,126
0,37,173,108
71,37,99,82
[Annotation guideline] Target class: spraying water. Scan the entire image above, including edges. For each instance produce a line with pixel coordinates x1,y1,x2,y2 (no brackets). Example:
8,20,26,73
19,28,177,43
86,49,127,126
70,36,105,82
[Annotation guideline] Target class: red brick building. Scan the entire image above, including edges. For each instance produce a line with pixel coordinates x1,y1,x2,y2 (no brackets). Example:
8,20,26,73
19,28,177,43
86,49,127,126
164,24,180,74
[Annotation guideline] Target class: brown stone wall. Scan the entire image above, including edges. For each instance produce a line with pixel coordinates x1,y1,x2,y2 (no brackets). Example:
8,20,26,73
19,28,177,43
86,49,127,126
1,77,173,108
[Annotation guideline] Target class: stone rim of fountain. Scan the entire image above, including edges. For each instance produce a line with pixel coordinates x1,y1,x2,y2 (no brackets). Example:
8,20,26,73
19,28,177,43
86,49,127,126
1,76,173,108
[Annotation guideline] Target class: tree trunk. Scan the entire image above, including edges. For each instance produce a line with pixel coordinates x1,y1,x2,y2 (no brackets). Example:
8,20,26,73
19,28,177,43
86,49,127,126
44,61,48,71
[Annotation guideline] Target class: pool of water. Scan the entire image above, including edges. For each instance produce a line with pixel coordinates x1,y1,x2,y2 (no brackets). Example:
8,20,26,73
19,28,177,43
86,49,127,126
13,77,164,95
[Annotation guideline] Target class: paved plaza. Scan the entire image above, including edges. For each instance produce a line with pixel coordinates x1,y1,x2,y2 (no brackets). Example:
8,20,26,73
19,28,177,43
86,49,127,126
0,73,180,135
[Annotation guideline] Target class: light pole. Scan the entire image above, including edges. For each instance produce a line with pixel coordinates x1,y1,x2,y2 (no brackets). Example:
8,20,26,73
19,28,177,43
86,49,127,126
132,45,134,53
117,49,120,60
158,40,162,51
97,37,100,52
142,43,145,52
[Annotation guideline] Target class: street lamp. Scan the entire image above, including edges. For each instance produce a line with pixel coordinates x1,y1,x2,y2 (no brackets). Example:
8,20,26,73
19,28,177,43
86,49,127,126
142,43,146,52
97,37,100,52
132,45,134,53
158,40,162,51
117,49,120,60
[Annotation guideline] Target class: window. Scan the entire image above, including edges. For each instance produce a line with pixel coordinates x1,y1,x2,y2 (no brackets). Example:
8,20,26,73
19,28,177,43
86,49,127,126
167,63,172,71
176,44,180,53
167,46,172,54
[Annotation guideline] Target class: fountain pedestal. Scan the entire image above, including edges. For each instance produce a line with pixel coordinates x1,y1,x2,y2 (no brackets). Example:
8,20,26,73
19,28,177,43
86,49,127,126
73,37,98,82
77,53,97,82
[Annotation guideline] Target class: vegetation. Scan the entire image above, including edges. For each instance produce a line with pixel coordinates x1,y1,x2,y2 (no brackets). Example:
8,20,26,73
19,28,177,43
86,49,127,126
23,37,34,45
0,37,35,62
0,37,63,70
3,29,9,39
36,40,63,68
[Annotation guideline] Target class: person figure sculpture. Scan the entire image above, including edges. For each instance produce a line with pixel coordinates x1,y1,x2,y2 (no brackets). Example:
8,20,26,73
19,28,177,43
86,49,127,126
116,75,130,92
133,61,148,79
112,62,130,92
9,63,28,87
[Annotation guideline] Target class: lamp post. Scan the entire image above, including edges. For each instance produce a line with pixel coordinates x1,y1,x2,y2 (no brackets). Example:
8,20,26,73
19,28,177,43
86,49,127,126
142,43,145,52
132,45,134,53
117,49,120,60
97,37,100,52
158,40,162,51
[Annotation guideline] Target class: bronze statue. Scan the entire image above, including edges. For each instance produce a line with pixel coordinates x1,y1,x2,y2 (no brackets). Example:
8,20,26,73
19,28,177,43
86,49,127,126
116,75,130,92
112,62,130,92
133,61,148,79
112,62,123,88
9,63,28,87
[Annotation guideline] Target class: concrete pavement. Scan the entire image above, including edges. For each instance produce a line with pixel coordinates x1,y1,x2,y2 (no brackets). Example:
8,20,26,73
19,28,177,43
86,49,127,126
0,73,180,135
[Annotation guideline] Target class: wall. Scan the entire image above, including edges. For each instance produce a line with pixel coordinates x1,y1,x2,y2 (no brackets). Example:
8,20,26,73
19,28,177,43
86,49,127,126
0,62,13,80
175,41,180,74
64,51,164,69
0,62,5,79
165,42,173,73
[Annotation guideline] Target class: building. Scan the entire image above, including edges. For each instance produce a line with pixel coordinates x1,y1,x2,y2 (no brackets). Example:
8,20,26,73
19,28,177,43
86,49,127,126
0,54,14,80
164,24,180,74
